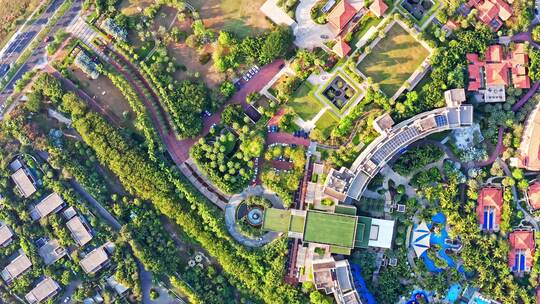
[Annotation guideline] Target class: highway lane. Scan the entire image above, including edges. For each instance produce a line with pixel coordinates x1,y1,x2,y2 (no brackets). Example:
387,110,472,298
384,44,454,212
0,0,82,105
0,0,65,77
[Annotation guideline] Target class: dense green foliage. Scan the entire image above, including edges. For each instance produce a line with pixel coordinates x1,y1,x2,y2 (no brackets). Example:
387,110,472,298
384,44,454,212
424,178,536,303
213,25,293,72
261,145,306,207
31,74,306,303
392,144,444,176
166,80,210,138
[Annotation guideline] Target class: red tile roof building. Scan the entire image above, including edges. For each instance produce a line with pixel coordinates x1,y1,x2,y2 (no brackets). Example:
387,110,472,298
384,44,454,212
332,37,351,58
466,0,513,31
327,0,358,33
467,44,531,91
509,230,535,273
476,187,503,232
369,0,388,18
528,182,540,211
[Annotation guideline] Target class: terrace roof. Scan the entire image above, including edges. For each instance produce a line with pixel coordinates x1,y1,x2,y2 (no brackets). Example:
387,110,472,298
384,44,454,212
66,216,93,246
80,247,109,274
368,218,394,249
25,277,60,304
1,252,32,282
32,193,64,220
0,225,13,247
38,239,67,266
11,168,36,198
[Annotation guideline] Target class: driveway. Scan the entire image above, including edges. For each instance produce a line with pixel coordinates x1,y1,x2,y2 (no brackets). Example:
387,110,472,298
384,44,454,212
294,0,336,49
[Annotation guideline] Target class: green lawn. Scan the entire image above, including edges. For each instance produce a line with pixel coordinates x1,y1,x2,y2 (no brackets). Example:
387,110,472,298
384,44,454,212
262,209,291,232
357,23,429,97
314,110,339,139
289,215,306,234
303,211,357,248
289,82,323,121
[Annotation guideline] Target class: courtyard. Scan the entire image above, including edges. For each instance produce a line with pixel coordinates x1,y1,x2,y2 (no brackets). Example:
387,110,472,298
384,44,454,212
357,22,429,97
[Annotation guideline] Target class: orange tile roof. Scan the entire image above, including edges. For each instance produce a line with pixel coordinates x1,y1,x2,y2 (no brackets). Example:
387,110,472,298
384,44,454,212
485,63,509,86
476,187,503,229
486,45,504,62
445,20,459,30
327,0,357,32
332,37,351,58
369,0,388,18
528,182,540,210
494,0,513,20
466,0,512,31
467,65,482,91
467,44,530,90
509,230,535,271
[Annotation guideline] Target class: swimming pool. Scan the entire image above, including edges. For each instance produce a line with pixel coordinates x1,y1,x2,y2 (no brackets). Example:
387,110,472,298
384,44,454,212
472,297,490,304
445,283,462,302
417,212,463,273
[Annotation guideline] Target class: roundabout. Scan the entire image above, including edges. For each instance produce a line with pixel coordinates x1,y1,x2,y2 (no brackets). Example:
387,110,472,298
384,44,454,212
225,185,285,247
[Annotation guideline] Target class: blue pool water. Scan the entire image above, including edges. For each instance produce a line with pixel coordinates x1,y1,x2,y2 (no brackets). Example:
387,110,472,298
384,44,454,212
417,212,463,273
445,283,462,302
472,297,489,304
350,263,377,304
406,290,430,304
